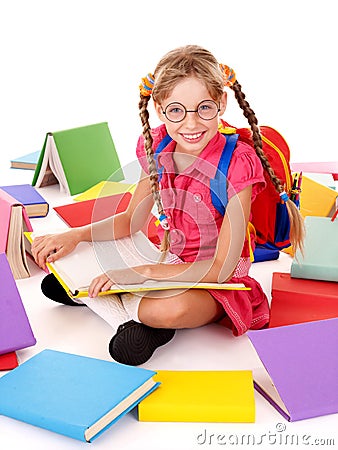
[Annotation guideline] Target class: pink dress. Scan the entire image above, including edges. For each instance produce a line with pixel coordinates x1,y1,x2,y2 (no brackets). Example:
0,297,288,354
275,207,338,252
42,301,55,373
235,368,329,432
136,125,270,336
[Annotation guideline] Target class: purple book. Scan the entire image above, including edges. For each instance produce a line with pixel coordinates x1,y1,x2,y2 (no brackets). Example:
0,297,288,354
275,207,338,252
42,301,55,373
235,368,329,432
0,253,36,354
247,318,338,421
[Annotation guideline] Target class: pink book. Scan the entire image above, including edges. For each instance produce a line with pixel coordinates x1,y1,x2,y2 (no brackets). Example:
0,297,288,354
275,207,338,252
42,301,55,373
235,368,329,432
290,161,338,180
0,188,33,252
248,318,338,421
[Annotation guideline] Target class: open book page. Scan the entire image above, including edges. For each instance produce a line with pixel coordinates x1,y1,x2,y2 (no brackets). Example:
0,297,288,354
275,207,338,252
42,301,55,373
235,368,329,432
34,135,69,194
6,205,30,279
52,232,176,293
252,366,289,419
29,231,247,296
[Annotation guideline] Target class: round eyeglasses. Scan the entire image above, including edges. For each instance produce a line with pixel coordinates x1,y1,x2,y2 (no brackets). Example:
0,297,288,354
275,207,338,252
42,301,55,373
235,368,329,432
162,100,220,123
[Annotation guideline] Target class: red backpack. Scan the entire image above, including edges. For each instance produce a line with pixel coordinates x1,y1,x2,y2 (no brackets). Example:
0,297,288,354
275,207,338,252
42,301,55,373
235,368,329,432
220,120,293,249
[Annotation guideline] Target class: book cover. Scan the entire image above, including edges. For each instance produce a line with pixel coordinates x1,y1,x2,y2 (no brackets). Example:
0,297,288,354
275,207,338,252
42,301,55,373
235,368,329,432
53,192,132,227
0,253,36,355
32,122,124,196
0,352,19,371
0,349,159,442
291,161,338,181
269,272,338,327
298,175,338,218
248,318,338,421
10,150,41,170
73,180,136,202
53,192,160,245
0,189,33,279
0,184,49,218
291,216,338,282
25,231,249,298
138,370,255,423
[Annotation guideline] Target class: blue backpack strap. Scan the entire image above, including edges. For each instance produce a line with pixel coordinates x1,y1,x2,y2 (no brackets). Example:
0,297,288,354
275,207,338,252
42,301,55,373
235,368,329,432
154,134,173,181
210,133,239,216
154,132,238,216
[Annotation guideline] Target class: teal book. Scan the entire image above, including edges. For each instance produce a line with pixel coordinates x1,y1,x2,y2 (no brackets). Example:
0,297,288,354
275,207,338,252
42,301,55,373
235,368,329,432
291,216,338,282
0,349,159,442
32,122,124,196
10,150,41,170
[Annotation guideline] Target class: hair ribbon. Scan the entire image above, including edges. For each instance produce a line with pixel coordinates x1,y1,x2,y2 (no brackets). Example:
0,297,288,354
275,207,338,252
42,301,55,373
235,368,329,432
219,64,236,87
139,73,155,97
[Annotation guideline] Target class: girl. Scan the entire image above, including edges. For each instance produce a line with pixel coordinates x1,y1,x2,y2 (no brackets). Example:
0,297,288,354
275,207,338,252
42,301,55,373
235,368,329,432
32,45,304,366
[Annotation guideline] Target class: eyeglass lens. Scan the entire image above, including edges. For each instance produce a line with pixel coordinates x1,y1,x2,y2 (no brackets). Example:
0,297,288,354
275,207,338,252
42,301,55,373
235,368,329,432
163,100,219,122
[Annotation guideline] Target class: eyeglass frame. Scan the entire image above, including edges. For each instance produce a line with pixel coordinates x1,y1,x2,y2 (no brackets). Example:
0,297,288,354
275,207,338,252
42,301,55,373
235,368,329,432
161,99,221,123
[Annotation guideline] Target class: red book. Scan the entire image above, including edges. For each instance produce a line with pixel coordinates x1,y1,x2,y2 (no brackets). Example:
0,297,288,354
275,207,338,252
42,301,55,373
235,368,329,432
53,192,160,245
269,272,338,328
0,352,18,371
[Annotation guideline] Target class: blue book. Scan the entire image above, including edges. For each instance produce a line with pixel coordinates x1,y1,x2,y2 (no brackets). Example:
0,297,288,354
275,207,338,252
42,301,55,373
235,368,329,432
0,349,159,442
0,184,49,218
10,150,41,170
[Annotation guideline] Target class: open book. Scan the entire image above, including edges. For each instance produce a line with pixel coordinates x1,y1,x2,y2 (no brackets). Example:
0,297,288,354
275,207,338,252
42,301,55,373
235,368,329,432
0,189,33,279
32,122,124,196
26,231,248,298
248,318,338,421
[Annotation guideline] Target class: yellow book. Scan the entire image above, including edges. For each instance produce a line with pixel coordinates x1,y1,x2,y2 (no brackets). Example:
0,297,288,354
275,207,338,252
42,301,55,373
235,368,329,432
25,232,249,298
73,181,136,202
138,370,255,423
299,175,337,218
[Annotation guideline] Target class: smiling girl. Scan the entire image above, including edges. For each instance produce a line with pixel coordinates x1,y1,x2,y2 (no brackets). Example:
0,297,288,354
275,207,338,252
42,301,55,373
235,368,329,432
32,45,304,365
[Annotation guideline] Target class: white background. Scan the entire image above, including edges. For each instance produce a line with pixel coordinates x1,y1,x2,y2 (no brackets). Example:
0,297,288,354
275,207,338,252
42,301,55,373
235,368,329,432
0,2,337,449
0,0,337,174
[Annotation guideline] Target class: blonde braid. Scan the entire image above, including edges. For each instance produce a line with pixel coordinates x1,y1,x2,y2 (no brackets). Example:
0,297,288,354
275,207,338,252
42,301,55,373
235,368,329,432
231,80,304,253
139,94,170,257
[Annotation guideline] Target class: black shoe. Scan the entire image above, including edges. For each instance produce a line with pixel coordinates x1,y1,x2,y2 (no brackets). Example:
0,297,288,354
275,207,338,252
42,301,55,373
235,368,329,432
41,273,86,307
109,320,175,366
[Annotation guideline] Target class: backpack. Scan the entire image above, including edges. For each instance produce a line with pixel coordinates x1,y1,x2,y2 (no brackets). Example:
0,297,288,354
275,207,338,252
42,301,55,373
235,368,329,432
154,119,294,251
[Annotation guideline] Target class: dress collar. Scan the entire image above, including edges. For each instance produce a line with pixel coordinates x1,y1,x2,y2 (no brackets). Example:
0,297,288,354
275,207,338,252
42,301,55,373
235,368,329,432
157,132,227,178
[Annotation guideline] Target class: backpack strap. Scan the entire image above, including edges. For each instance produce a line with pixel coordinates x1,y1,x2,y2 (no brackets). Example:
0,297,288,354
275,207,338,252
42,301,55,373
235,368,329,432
210,133,239,216
154,131,239,216
154,134,173,181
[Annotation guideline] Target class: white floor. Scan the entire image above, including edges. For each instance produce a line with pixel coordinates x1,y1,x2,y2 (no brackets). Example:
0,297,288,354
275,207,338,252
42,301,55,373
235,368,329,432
1,167,337,450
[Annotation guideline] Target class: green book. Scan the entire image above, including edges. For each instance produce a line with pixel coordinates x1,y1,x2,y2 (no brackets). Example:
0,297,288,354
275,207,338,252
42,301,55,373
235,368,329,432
291,216,338,282
32,122,124,196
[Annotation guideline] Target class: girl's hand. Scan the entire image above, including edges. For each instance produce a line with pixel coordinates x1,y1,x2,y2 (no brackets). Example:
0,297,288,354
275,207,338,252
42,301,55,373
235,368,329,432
31,230,81,270
88,268,148,298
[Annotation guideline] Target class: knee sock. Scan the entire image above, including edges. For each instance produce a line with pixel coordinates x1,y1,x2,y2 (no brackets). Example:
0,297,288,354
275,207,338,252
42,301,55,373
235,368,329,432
119,292,144,323
81,294,130,333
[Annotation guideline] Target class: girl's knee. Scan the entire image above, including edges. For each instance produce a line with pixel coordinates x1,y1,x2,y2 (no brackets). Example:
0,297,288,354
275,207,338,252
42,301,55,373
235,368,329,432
139,297,189,329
